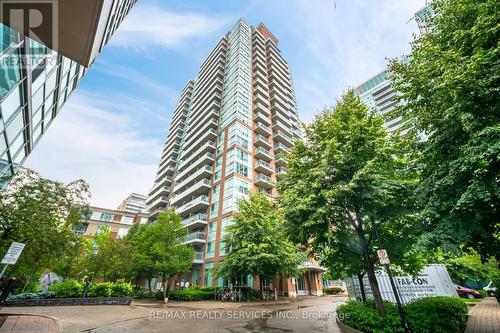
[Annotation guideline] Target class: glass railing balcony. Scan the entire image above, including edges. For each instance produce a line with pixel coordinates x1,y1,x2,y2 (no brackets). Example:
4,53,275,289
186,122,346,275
176,195,210,215
185,232,206,243
274,142,290,153
182,214,208,226
256,160,272,169
171,179,211,204
255,147,273,161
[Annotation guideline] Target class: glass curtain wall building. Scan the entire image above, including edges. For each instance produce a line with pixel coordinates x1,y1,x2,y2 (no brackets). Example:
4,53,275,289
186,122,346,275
0,0,136,184
147,20,325,294
354,3,434,136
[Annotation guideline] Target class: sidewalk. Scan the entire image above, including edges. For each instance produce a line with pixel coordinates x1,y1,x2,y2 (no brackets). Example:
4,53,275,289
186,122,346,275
465,297,500,333
0,315,61,333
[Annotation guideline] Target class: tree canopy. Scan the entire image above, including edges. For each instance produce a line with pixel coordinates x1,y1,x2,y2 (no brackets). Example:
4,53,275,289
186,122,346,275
389,0,500,263
216,193,304,299
278,91,422,313
0,169,90,290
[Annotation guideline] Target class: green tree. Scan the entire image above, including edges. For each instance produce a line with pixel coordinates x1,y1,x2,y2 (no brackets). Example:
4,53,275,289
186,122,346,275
216,193,305,300
389,0,500,263
0,169,89,290
126,223,155,294
140,211,193,301
83,226,129,282
278,91,421,313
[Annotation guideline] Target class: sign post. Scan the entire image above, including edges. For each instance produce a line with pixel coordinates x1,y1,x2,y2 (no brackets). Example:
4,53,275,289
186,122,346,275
0,242,26,279
373,226,412,333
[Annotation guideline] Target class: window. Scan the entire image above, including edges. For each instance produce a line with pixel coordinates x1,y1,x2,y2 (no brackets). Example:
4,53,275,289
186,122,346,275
210,202,219,218
204,263,214,286
205,242,215,258
1,86,22,123
120,216,134,225
99,213,113,222
235,162,248,177
96,225,107,234
117,228,129,238
72,223,88,235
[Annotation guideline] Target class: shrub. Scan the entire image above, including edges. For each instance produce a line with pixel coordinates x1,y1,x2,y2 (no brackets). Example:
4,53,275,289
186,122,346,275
324,287,343,295
168,287,216,301
48,280,83,298
492,278,500,303
7,291,55,300
337,300,403,333
337,296,468,333
110,282,133,297
478,290,489,298
406,296,468,333
131,289,152,299
88,282,113,297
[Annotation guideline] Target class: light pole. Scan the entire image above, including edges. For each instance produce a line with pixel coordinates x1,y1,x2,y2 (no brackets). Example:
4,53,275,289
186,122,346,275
373,222,412,333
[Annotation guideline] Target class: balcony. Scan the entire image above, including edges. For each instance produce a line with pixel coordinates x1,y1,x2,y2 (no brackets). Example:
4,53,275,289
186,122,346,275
275,156,287,167
184,232,206,245
272,120,293,138
173,165,213,193
255,174,274,189
176,151,215,181
193,251,204,264
254,123,272,137
254,147,273,161
182,214,208,229
171,178,211,205
276,167,287,179
254,102,269,115
254,111,270,126
274,142,290,155
176,195,210,216
148,195,169,210
177,140,215,172
273,130,294,146
254,160,274,175
254,134,272,150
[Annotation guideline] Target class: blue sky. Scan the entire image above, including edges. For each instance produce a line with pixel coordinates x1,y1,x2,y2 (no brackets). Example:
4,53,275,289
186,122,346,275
25,0,424,208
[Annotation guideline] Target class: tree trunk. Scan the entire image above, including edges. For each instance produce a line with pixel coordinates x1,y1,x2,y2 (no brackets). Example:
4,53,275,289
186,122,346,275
147,268,152,298
21,265,38,293
162,274,168,303
259,275,265,300
354,213,385,314
357,272,366,302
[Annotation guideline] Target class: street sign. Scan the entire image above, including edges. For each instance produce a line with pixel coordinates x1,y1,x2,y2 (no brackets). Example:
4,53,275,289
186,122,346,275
1,242,26,265
377,249,390,265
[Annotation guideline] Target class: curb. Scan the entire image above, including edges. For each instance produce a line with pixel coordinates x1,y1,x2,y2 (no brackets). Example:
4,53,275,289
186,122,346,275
0,313,63,332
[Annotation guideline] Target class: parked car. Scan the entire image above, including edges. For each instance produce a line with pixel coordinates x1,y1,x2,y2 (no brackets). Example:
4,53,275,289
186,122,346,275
483,281,497,296
454,284,481,299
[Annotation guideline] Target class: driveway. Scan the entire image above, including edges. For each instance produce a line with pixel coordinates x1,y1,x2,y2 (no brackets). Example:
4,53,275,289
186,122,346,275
0,296,348,333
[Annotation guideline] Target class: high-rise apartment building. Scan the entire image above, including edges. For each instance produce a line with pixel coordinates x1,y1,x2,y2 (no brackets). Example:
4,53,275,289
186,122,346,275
354,2,433,135
414,1,434,35
147,20,324,295
0,0,136,184
117,193,148,214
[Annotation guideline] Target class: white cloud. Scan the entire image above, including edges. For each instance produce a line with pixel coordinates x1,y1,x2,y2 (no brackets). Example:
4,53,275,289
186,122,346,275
24,92,163,208
110,3,228,53
289,0,424,122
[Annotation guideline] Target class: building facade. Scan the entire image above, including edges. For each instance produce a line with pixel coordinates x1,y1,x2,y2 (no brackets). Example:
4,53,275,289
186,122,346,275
354,3,434,135
74,205,148,240
0,0,136,185
117,193,148,214
147,20,324,296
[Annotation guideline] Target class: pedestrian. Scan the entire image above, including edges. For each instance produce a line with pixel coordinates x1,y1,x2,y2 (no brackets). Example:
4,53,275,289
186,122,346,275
185,281,190,289
180,280,185,289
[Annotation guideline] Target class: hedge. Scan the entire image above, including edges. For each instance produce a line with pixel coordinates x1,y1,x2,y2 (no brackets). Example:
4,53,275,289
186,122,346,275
167,287,216,301
47,280,133,298
324,287,343,295
337,296,468,333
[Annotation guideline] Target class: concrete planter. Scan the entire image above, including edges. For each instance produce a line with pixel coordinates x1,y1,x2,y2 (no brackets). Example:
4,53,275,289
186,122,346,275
3,297,132,307
336,318,366,333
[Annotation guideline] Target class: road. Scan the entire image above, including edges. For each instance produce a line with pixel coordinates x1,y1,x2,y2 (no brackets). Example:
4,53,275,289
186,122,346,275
1,296,347,333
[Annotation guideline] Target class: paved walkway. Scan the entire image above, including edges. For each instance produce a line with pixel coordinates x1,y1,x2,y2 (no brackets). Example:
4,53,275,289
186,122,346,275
0,315,60,333
465,297,500,333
